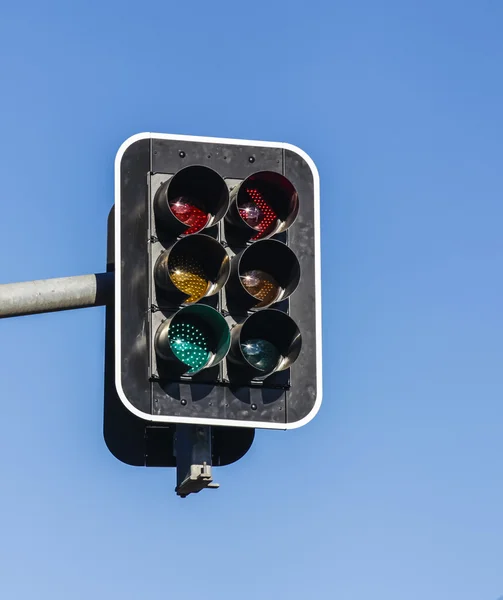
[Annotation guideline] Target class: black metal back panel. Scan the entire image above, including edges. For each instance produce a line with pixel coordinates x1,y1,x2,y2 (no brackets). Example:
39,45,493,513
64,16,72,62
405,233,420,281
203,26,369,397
105,208,255,466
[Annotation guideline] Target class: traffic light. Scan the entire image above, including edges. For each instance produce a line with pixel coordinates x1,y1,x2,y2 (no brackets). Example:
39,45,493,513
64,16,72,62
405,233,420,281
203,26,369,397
115,133,321,429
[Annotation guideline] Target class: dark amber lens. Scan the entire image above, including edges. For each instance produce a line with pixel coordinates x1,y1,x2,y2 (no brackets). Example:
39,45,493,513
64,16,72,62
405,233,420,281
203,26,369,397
240,269,281,307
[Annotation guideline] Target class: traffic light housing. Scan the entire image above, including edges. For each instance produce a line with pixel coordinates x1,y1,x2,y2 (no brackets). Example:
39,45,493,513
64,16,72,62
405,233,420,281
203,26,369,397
115,133,321,429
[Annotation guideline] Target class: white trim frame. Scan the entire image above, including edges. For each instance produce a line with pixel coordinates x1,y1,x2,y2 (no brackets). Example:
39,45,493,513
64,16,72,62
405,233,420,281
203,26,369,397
114,132,322,430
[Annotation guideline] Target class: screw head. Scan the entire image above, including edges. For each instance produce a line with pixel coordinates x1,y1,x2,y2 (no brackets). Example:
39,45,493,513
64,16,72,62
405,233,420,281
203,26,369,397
248,156,255,163
181,399,187,406
251,403,257,411
179,151,186,158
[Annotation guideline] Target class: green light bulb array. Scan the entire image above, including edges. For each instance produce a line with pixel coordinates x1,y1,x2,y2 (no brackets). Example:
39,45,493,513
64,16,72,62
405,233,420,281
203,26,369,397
168,321,211,374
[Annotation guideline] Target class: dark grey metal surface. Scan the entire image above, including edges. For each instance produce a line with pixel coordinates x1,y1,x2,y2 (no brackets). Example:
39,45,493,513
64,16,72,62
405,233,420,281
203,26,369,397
152,139,283,179
153,380,286,424
119,139,151,415
118,136,318,427
283,149,317,423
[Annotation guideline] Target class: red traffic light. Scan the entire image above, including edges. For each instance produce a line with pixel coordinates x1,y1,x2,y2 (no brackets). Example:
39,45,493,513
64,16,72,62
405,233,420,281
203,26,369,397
228,171,299,240
155,165,229,236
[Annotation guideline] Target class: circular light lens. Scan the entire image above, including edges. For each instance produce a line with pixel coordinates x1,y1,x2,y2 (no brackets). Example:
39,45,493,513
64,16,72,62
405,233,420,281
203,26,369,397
238,187,278,240
238,203,263,227
169,254,210,303
168,321,211,374
169,195,210,235
240,269,282,307
240,338,281,372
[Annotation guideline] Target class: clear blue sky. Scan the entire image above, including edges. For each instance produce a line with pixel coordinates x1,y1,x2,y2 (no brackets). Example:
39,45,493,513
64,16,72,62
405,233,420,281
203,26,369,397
0,1,502,599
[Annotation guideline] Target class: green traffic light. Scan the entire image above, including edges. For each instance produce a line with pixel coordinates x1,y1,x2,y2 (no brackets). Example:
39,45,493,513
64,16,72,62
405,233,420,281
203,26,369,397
240,338,280,373
168,321,211,373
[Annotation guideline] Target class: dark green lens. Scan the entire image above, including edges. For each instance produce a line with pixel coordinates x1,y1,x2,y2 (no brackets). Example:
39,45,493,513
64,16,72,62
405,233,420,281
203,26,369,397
169,321,211,373
240,338,280,372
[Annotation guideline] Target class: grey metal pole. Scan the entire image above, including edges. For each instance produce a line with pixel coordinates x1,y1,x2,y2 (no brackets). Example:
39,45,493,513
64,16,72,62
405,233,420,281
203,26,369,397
0,272,114,318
